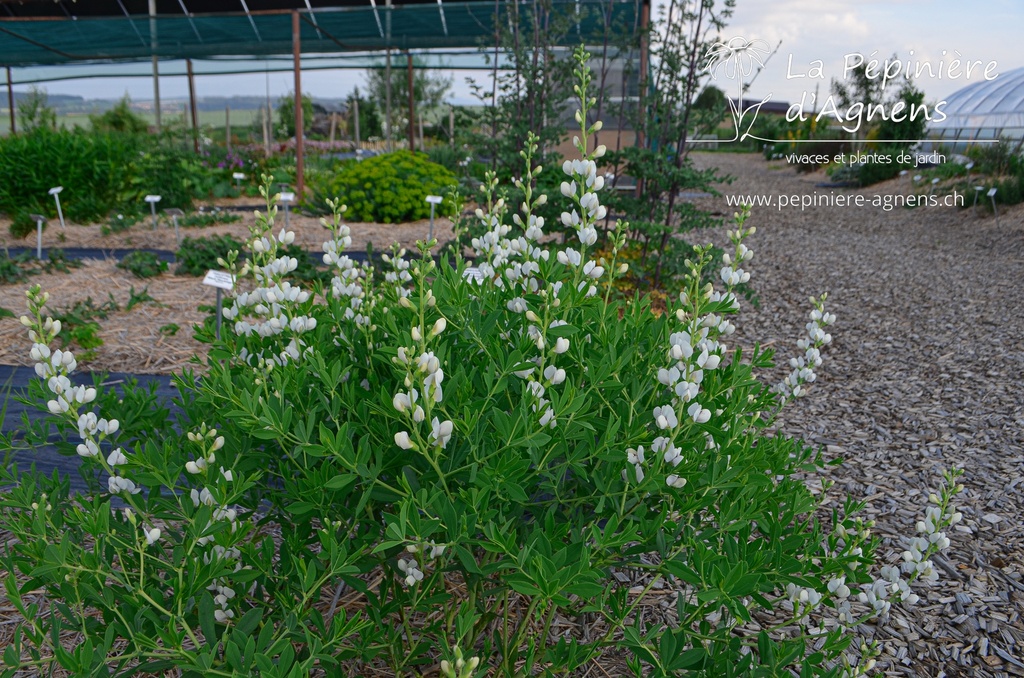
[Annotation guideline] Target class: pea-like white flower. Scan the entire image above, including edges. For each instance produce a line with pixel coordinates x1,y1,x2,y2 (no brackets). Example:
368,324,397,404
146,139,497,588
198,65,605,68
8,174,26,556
429,418,454,448
106,448,128,467
653,405,678,430
507,297,528,313
687,402,711,424
108,476,141,495
543,365,566,385
144,527,161,546
553,337,570,354
395,431,414,450
666,474,687,489
398,557,425,586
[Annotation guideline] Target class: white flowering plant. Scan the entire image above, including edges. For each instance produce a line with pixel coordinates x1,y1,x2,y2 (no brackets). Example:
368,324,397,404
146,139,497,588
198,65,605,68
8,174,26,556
0,48,964,677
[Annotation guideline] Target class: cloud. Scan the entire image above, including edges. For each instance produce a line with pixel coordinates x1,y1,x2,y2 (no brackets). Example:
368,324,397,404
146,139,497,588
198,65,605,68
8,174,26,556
718,0,1022,104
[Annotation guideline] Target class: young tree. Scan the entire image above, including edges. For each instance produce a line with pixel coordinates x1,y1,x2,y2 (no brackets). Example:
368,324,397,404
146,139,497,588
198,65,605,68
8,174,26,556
347,87,383,140
277,92,314,139
16,86,57,132
604,0,735,288
364,58,452,144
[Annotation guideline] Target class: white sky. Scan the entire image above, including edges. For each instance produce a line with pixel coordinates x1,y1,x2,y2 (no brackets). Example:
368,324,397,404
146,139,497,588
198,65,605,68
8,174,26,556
11,0,1024,108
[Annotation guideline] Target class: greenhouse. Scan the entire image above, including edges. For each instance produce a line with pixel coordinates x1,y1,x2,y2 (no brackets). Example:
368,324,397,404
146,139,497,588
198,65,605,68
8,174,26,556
929,65,1024,147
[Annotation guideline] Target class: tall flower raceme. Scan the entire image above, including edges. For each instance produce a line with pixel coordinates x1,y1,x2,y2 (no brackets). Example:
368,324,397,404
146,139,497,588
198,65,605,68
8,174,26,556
20,286,136,497
221,176,317,367
777,293,836,399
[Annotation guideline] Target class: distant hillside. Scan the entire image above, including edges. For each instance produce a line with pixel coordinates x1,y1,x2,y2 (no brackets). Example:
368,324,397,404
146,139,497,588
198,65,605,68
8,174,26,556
6,91,345,115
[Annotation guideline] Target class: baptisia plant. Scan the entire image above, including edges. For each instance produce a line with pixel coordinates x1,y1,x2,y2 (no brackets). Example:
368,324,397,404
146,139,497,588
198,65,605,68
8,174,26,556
1,46,962,677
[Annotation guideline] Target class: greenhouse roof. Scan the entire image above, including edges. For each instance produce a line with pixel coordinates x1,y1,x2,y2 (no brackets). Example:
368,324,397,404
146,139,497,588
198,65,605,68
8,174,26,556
0,0,645,68
930,66,1024,139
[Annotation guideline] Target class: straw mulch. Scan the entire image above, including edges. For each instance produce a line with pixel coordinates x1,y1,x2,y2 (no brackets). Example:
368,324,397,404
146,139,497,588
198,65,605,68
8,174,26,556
0,258,211,374
0,195,456,254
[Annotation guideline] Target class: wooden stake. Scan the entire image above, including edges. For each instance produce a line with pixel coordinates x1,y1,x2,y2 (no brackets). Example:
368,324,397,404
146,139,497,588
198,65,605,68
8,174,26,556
293,10,304,195
225,106,231,153
329,113,336,144
187,58,199,153
353,97,361,145
407,52,415,152
6,67,14,135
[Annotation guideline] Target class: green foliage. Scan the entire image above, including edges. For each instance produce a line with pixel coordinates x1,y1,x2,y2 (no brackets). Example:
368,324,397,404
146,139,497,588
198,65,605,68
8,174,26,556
8,212,38,240
329,151,457,223
101,212,143,235
347,87,383,139
277,92,314,138
175,234,245,276
117,251,168,279
51,295,118,361
89,96,149,134
0,127,139,224
0,53,964,678
363,57,452,144
15,86,57,132
466,0,576,182
603,146,727,289
0,249,81,282
178,209,242,228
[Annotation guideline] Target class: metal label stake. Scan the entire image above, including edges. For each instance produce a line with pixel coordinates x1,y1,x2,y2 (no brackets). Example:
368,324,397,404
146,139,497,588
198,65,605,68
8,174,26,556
30,214,46,260
145,195,162,229
425,195,442,240
48,186,65,229
202,269,235,341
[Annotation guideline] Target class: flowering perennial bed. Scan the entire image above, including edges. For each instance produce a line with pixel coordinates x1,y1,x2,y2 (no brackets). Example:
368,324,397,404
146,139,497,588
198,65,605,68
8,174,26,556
0,51,965,677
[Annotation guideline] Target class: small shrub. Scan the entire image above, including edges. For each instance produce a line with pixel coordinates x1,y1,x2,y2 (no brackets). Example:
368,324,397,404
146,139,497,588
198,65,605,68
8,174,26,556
89,96,149,134
331,150,457,222
175,234,245,276
102,212,143,235
117,251,168,279
8,212,39,240
178,209,242,228
0,252,27,283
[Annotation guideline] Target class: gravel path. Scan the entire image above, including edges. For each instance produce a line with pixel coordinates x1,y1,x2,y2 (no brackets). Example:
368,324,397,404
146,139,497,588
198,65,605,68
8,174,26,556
689,152,1024,677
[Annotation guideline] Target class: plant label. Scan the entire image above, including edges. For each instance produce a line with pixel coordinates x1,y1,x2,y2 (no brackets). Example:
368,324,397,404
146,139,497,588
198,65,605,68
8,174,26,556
203,270,235,290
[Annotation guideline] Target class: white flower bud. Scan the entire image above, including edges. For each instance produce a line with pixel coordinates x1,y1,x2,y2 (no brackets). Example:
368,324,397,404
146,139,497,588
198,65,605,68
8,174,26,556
394,431,414,450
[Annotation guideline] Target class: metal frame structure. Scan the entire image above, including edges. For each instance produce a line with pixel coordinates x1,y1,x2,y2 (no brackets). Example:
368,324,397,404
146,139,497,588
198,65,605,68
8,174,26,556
0,0,649,193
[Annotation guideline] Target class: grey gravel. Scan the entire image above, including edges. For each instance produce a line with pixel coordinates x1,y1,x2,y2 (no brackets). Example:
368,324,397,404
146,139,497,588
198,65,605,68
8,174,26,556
688,152,1024,677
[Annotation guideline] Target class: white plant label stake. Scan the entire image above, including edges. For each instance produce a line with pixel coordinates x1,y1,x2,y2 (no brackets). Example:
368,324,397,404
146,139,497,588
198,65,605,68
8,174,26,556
280,192,295,230
164,208,184,247
233,172,245,191
48,186,65,230
425,195,443,240
988,187,998,225
145,195,162,229
203,269,235,340
29,214,46,260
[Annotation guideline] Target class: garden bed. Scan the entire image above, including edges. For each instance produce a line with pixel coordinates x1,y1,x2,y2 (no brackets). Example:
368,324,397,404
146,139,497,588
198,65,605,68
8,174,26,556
1,152,1022,676
0,195,456,254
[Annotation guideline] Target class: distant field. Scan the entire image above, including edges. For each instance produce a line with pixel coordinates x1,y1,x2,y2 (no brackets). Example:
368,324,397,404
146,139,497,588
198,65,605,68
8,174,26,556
0,108,261,134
